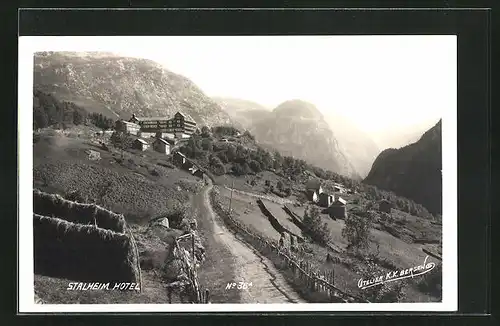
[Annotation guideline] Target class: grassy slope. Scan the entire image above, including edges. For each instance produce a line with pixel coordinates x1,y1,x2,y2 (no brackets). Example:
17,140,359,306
214,177,441,303
32,129,206,304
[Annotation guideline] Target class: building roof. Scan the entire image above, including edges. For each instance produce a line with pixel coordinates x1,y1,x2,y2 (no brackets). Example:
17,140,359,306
175,111,196,124
174,151,187,158
135,138,148,145
119,120,140,126
319,192,332,198
154,138,170,145
306,179,322,190
133,116,170,122
333,197,347,205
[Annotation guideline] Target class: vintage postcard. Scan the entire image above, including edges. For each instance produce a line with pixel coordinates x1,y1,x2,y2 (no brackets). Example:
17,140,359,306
18,35,457,312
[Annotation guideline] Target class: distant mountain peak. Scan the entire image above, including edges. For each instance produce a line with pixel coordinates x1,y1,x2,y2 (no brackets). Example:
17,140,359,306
272,99,323,120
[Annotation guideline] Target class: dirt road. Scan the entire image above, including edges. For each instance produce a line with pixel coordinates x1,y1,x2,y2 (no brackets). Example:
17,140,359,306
194,183,305,303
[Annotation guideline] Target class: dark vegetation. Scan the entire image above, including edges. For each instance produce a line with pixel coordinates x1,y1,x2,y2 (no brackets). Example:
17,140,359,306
364,120,442,215
33,89,115,130
180,125,436,220
302,206,330,245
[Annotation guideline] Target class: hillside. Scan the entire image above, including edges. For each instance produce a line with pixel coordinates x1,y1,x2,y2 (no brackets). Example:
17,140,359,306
324,112,381,178
249,100,359,178
33,51,233,126
214,97,272,131
363,120,442,215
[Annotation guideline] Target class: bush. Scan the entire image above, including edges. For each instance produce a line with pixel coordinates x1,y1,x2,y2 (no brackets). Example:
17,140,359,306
342,208,373,251
209,156,226,176
303,206,330,245
248,160,261,173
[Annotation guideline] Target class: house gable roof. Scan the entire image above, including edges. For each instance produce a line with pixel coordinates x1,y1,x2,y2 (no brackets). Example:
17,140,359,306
332,197,347,205
135,138,148,145
174,111,196,124
306,179,322,190
154,138,170,145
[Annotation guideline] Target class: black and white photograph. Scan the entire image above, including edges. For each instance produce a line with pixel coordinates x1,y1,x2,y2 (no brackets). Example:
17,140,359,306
18,35,457,312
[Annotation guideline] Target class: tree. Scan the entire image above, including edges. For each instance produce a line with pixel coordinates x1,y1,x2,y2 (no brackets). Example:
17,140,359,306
201,126,212,138
201,138,213,151
276,180,283,191
341,211,373,251
217,151,228,163
303,206,330,245
232,163,245,176
209,156,225,176
248,160,261,173
110,131,133,159
72,108,86,125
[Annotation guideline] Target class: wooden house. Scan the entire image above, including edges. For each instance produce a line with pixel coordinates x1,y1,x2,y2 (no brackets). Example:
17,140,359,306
173,151,187,166
327,197,347,219
152,138,171,155
305,179,323,203
318,192,334,208
133,138,149,151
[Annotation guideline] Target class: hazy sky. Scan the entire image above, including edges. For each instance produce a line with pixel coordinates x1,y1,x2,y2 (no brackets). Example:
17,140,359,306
30,35,457,133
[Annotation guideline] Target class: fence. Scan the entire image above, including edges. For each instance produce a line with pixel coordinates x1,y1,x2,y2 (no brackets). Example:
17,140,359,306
223,186,294,205
164,233,211,304
256,199,304,242
210,186,369,303
282,204,343,254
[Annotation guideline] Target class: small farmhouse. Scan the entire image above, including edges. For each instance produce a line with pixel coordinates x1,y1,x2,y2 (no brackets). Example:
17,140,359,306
327,197,347,220
379,199,393,213
318,192,334,208
305,179,323,203
173,151,187,166
152,138,171,155
133,138,149,151
334,185,345,194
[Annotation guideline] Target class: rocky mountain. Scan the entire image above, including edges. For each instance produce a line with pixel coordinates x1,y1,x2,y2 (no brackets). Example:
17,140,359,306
213,97,271,131
363,120,442,215
33,51,232,127
323,112,381,178
248,100,359,178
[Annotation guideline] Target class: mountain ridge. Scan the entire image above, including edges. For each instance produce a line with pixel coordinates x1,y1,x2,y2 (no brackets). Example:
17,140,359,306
364,120,442,215
33,51,233,127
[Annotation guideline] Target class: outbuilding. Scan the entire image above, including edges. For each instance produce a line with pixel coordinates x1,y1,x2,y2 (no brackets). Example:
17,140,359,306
152,138,171,155
327,197,347,220
133,138,149,151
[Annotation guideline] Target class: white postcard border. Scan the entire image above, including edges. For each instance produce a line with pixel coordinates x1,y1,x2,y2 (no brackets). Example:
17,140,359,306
18,36,457,312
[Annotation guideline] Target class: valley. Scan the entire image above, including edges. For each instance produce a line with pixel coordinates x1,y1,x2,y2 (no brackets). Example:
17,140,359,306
30,51,443,305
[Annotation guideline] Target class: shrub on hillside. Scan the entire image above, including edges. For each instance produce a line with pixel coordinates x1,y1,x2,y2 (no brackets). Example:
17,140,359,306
209,155,226,176
342,208,373,251
33,89,90,129
248,160,261,173
303,206,331,245
212,126,240,137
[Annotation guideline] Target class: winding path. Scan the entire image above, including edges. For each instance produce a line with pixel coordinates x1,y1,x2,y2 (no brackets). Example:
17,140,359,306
194,182,305,303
